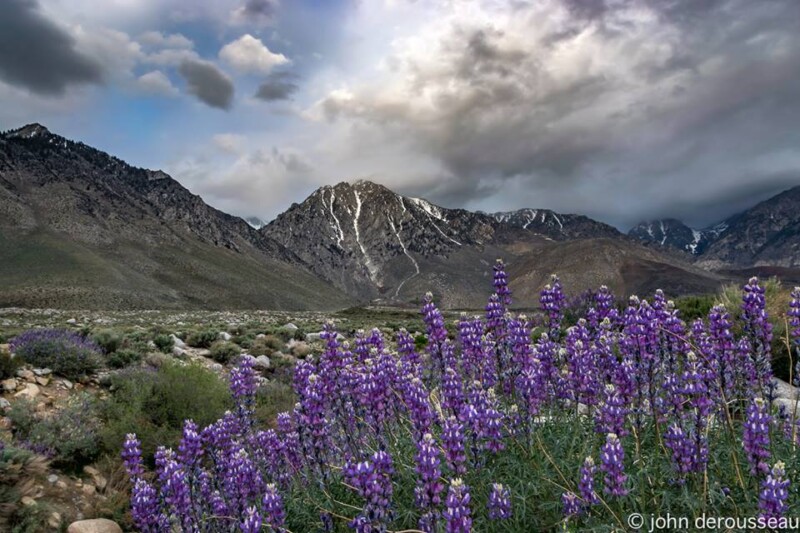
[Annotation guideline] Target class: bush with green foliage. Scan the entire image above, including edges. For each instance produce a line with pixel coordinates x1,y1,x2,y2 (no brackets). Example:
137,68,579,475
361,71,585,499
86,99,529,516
209,340,241,364
0,352,23,380
107,348,142,369
249,335,285,356
152,334,174,353
185,330,218,349
0,444,49,530
91,329,123,354
8,394,101,470
9,329,101,379
102,362,231,463
673,294,716,322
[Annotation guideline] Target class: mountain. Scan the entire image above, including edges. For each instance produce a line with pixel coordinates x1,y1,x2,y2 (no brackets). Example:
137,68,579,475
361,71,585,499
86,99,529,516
0,124,354,310
245,216,266,230
262,180,725,307
628,218,721,255
261,180,499,302
492,208,622,240
699,186,800,268
628,185,800,269
0,123,735,310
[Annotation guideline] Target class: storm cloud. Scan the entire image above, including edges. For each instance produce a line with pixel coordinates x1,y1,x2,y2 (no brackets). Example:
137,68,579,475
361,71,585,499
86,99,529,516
315,0,800,228
255,72,299,101
0,0,103,95
178,59,234,110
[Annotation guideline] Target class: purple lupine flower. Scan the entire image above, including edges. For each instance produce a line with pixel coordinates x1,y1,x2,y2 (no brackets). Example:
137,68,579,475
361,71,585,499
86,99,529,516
562,491,581,518
442,416,467,476
443,478,472,533
177,420,203,470
594,285,617,325
401,374,435,439
414,433,445,531
130,478,168,533
458,315,483,381
743,398,772,476
789,287,800,344
759,461,790,520
664,423,694,480
595,384,628,437
565,322,600,407
483,389,505,454
579,456,600,506
230,355,258,427
241,506,262,533
487,483,512,520
397,328,421,371
600,433,628,497
442,367,466,419
540,275,566,340
344,450,395,531
159,455,194,530
485,294,506,334
297,373,331,476
263,483,287,530
422,292,447,375
122,433,144,479
492,258,512,308
741,277,774,392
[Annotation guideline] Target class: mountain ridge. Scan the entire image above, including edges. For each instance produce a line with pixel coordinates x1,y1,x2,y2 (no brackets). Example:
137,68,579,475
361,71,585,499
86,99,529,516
3,123,796,310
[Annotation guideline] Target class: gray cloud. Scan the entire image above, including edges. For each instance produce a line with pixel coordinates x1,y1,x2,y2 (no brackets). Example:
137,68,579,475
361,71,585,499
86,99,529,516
316,0,800,229
231,0,279,26
0,0,103,95
178,59,234,110
254,71,299,101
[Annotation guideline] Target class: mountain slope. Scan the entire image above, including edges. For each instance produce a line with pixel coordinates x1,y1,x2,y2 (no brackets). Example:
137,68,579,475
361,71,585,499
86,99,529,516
628,185,800,268
699,186,800,268
263,180,725,307
0,124,354,310
493,208,621,240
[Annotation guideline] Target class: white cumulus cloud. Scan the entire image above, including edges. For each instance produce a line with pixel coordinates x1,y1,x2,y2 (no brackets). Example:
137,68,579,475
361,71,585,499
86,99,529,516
219,34,289,75
136,70,178,96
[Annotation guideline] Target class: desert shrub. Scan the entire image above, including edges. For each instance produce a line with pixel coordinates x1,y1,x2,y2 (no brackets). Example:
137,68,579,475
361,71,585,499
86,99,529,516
249,335,285,356
9,329,101,379
102,362,230,463
254,380,296,426
10,503,56,533
209,341,241,364
107,349,142,369
92,329,123,354
289,342,312,359
235,336,254,350
0,352,23,380
673,294,716,322
152,334,174,353
8,394,101,470
264,334,286,351
186,330,218,349
0,444,49,530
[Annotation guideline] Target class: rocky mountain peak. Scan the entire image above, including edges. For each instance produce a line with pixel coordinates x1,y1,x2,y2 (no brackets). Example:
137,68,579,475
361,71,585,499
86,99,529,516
4,123,53,140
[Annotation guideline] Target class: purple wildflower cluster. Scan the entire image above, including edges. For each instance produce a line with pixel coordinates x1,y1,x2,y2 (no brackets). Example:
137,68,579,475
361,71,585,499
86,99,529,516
123,267,797,530
10,328,101,378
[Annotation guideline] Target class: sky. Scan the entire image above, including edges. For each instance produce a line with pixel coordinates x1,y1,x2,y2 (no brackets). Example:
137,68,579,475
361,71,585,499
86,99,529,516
1,0,799,230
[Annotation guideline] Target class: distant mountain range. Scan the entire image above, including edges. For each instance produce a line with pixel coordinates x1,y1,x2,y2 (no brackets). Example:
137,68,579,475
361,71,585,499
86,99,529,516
628,186,800,269
0,123,796,309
